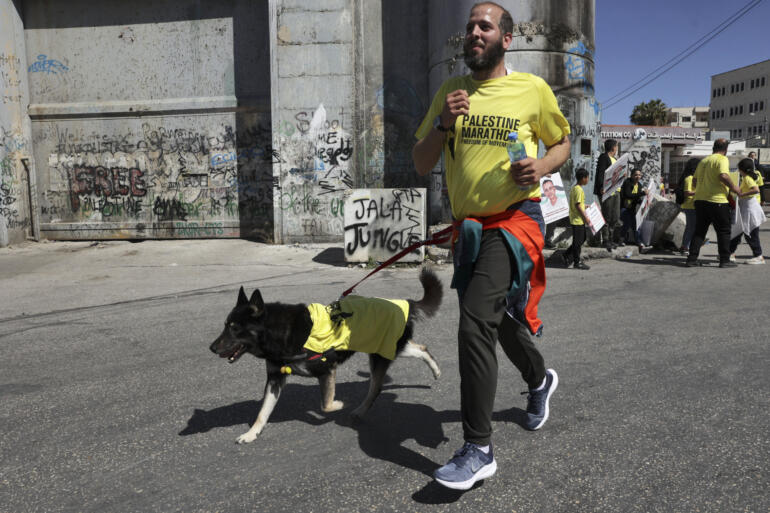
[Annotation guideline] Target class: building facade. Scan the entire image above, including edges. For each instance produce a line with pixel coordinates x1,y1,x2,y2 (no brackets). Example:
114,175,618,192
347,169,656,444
667,106,709,129
600,124,704,186
709,59,770,145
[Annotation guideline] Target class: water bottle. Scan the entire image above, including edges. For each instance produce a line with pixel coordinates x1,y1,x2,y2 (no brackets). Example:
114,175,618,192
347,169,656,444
507,132,530,191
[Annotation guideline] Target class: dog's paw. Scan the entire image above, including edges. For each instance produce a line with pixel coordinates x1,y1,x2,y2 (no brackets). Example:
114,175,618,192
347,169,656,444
321,400,344,413
236,432,258,444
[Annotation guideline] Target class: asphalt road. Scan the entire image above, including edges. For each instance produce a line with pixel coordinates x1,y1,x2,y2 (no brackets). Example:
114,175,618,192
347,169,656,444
0,235,768,512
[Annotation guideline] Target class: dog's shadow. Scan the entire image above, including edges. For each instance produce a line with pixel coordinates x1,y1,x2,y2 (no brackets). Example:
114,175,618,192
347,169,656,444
180,377,530,503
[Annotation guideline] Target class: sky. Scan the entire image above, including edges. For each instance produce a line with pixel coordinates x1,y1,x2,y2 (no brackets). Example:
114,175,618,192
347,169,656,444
595,0,770,125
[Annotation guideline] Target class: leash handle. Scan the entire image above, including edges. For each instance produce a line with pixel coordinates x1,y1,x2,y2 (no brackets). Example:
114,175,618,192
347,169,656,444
340,225,453,298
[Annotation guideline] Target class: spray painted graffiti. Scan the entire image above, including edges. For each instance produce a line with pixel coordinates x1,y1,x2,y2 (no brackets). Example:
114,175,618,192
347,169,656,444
0,53,22,88
39,116,275,239
564,41,599,116
626,139,662,187
28,54,69,74
343,188,425,262
66,165,146,212
276,104,356,239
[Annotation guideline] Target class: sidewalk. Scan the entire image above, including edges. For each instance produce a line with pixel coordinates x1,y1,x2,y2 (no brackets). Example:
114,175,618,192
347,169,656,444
0,220,738,320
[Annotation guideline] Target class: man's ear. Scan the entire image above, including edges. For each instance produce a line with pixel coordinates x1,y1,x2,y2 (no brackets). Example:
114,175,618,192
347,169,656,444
249,289,264,313
237,286,248,306
502,32,513,50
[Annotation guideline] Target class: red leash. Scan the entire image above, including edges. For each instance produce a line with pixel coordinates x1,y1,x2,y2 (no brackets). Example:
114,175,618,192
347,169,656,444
340,225,454,298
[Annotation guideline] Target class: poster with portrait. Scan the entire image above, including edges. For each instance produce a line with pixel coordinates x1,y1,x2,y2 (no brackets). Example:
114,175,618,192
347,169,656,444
635,178,657,228
585,201,606,235
539,173,569,224
601,153,630,202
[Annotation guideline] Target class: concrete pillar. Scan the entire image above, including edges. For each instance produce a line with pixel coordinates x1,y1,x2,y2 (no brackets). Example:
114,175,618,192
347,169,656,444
1,0,35,245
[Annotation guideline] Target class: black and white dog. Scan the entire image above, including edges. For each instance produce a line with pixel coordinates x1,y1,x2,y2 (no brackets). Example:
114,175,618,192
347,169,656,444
210,268,443,443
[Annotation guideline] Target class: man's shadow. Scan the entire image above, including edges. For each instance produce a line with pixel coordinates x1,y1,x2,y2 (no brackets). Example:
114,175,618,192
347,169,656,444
180,376,529,504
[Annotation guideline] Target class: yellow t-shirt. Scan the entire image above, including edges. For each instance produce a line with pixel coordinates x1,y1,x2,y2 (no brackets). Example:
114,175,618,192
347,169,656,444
569,184,585,225
741,175,760,204
682,175,695,210
757,173,765,187
415,72,570,220
693,154,730,204
623,183,640,209
304,297,409,360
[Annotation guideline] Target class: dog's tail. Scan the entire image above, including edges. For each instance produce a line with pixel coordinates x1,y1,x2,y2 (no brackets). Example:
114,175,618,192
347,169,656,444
411,267,443,319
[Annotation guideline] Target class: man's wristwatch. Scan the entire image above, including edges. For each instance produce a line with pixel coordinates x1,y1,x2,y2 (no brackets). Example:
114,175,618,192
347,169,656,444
434,118,451,132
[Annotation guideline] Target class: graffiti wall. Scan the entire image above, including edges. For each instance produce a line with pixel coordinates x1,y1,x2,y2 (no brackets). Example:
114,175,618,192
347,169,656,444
344,188,425,263
32,114,275,240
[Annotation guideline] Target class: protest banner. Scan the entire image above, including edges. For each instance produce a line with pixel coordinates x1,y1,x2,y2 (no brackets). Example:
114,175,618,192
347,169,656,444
635,178,657,228
585,201,606,235
539,173,569,224
601,153,630,202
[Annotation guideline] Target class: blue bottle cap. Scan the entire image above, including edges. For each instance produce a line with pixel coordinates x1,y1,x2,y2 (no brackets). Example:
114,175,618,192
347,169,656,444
508,132,517,141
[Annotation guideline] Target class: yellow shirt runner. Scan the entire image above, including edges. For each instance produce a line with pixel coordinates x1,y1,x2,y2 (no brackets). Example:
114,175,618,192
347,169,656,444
416,71,570,220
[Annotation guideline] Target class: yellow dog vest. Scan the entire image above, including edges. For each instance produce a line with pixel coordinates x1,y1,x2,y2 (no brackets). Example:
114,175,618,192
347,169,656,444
304,296,409,360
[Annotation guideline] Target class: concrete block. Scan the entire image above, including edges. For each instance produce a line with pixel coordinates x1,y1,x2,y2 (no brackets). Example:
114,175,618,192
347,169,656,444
647,195,680,245
278,43,353,78
277,74,352,110
280,0,348,12
278,10,353,45
663,211,686,248
344,188,426,263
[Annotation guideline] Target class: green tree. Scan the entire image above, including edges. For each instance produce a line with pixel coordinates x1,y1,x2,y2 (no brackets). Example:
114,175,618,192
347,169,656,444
629,99,669,126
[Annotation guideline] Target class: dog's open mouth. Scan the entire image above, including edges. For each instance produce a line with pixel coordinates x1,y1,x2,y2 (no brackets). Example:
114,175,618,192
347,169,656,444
220,344,246,363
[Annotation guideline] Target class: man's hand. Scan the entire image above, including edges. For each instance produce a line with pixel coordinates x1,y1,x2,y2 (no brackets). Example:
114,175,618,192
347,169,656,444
440,89,470,128
510,157,551,187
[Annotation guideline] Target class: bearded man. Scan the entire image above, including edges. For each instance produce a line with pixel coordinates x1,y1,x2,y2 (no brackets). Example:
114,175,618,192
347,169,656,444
413,1,570,490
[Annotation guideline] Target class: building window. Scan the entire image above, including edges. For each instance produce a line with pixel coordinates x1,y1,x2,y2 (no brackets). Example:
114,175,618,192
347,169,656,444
730,107,733,116
731,84,735,93
751,79,755,89
750,103,754,113
722,87,725,95
762,77,766,87
741,82,745,91
761,101,765,111
740,105,744,114
682,116,691,122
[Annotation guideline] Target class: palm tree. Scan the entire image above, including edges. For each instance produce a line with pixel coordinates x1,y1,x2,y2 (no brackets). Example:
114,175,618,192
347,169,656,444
630,99,668,126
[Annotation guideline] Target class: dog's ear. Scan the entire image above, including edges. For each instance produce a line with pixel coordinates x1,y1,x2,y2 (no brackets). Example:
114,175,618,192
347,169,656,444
249,289,265,313
237,286,249,306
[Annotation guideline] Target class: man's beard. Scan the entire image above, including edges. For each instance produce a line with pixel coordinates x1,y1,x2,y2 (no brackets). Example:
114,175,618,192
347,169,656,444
463,36,506,72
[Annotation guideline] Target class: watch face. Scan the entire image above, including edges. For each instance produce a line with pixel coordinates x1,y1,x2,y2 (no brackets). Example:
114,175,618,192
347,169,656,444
435,116,449,131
